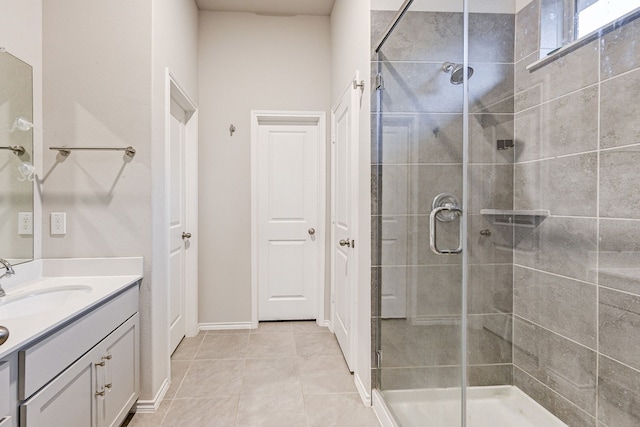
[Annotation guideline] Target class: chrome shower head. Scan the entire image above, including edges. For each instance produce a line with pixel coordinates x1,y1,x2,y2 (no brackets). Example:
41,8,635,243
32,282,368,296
441,62,474,85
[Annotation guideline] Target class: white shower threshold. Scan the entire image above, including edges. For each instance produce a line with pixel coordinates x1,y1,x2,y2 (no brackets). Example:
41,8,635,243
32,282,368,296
373,386,567,427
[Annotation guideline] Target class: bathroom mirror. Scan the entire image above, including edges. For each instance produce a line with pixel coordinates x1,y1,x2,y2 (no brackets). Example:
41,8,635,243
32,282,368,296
0,50,34,265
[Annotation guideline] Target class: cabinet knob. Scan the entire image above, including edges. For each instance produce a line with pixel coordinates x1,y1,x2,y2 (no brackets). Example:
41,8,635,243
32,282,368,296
0,326,8,346
95,390,105,396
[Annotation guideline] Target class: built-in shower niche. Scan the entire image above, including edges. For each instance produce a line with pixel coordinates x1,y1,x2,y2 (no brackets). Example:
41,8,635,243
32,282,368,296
480,209,549,227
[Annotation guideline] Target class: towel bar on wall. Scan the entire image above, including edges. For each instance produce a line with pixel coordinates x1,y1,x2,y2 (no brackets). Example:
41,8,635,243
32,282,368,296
0,145,26,155
49,146,136,158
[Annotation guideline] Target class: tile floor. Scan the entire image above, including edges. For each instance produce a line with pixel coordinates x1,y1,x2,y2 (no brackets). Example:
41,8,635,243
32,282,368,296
125,321,381,427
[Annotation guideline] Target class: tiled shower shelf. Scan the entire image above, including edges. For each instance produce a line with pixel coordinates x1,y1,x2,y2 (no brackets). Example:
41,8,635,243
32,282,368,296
480,209,550,227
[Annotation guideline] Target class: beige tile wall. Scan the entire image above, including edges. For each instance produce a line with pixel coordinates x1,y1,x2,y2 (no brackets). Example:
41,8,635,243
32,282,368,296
513,2,640,426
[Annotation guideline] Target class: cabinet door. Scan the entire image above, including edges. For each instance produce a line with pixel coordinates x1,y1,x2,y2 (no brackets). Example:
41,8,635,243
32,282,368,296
0,360,11,422
101,313,139,427
20,349,99,427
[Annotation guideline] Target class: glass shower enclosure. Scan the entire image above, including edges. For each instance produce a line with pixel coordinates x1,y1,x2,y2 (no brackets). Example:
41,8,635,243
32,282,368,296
372,0,640,426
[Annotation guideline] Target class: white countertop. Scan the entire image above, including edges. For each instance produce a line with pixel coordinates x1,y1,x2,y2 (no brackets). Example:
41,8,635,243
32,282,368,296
0,257,143,359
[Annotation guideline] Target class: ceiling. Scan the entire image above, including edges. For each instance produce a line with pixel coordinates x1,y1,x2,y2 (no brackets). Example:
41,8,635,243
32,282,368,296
196,0,337,16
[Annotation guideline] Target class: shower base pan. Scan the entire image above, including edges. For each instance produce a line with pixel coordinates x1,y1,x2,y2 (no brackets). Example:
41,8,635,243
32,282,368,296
375,386,567,427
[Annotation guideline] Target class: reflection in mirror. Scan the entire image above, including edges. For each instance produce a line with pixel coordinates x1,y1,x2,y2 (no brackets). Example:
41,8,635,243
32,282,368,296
0,50,34,265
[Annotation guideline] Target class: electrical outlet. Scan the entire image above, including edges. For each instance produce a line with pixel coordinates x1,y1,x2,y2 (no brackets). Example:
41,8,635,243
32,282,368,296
51,212,66,235
18,212,33,235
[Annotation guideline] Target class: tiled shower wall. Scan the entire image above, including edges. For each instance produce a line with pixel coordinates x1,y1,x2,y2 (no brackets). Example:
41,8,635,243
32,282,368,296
512,2,640,426
371,10,516,391
373,4,640,427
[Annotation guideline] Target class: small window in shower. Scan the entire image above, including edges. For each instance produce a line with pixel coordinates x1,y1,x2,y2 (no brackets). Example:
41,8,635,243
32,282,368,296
576,0,639,37
539,0,572,57
538,0,640,59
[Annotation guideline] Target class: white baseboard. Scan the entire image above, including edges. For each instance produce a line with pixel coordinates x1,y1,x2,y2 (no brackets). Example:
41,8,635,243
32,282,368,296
135,378,170,413
354,373,372,405
322,319,333,331
372,389,398,427
199,322,253,331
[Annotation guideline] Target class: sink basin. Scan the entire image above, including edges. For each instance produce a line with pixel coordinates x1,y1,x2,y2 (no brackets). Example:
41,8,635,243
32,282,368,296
0,285,93,319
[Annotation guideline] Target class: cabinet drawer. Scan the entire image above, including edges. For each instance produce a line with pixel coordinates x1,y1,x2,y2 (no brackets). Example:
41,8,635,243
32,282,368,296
19,285,138,400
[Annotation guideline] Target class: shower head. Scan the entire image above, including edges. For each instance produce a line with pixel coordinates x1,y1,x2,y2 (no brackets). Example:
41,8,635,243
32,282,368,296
441,62,474,85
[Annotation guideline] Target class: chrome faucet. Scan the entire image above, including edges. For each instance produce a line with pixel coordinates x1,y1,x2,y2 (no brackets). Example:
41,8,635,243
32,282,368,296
0,259,15,297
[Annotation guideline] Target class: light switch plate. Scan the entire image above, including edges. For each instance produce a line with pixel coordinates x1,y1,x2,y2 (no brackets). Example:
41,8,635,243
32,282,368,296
51,212,66,235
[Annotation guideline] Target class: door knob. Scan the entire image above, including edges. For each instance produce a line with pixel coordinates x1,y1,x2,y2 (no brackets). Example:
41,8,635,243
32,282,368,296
339,238,351,247
308,228,316,235
182,232,192,239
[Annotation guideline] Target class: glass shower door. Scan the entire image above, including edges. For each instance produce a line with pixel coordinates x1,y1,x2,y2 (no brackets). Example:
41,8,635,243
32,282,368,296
374,1,638,426
372,1,467,425
464,1,517,424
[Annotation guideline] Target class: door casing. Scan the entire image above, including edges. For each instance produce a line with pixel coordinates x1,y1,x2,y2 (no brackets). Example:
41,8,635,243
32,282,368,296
250,111,327,329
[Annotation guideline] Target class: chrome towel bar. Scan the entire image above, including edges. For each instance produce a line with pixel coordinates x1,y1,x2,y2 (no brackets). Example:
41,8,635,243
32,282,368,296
49,146,136,158
0,145,25,155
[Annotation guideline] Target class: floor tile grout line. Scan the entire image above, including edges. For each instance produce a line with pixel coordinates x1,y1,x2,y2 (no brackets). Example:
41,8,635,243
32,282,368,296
166,358,194,402
233,392,240,427
304,399,312,427
157,395,174,426
154,321,377,427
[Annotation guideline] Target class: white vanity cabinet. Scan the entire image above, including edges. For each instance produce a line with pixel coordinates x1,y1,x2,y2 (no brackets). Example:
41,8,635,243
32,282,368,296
16,283,140,427
0,357,15,427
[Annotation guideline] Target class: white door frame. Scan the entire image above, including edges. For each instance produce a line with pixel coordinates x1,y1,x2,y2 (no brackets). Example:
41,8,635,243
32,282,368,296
251,110,326,329
330,73,360,366
165,69,199,339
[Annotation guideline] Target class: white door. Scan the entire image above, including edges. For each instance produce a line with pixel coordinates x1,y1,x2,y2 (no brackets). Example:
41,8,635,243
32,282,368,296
169,98,188,353
331,78,359,372
255,117,323,321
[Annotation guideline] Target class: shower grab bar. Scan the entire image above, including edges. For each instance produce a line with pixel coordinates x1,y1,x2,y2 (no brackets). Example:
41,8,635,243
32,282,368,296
0,145,25,156
50,146,136,158
430,206,463,255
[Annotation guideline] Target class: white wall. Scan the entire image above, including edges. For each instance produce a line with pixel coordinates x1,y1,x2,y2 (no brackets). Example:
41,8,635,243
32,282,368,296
42,0,154,399
198,11,331,325
330,0,373,402
42,0,199,405
150,0,199,405
0,0,43,260
0,0,42,66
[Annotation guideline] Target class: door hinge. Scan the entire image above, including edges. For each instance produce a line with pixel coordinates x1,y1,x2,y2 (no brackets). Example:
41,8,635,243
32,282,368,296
376,350,383,368
375,73,384,91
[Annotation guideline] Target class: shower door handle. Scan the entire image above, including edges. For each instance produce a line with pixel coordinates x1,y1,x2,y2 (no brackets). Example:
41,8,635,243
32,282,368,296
429,206,463,255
